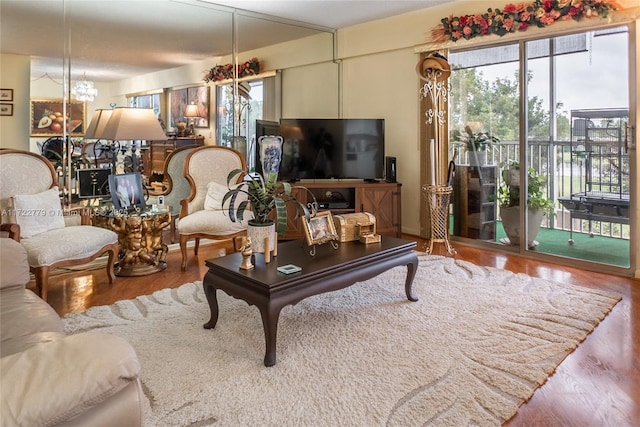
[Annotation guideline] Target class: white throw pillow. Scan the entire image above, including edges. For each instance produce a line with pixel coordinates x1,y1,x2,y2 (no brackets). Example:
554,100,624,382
12,187,66,238
204,181,247,212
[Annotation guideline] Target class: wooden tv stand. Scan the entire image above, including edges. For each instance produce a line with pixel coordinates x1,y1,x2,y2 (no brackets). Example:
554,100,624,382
282,180,402,240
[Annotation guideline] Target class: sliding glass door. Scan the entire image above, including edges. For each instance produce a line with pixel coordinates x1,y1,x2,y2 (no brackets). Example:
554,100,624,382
449,43,522,248
523,28,630,267
449,25,633,271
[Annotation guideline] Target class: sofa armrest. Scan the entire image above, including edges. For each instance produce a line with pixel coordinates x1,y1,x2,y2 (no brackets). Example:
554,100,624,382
1,333,140,427
0,237,29,289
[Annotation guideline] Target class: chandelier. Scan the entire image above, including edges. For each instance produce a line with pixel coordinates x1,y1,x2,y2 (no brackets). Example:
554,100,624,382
72,73,98,102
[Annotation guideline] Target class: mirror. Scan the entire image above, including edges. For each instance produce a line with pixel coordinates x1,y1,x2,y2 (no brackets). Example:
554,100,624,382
3,0,337,199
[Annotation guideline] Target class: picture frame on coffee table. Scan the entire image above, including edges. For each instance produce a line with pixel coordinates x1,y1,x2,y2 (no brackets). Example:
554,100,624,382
303,211,339,247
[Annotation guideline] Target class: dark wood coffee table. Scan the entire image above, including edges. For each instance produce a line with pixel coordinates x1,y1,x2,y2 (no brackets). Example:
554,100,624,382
202,237,418,366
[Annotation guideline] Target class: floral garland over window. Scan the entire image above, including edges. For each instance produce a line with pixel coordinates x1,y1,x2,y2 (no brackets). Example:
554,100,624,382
203,58,260,83
433,0,619,43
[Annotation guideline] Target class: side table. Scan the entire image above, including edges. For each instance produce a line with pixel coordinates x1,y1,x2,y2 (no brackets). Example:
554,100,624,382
93,208,171,276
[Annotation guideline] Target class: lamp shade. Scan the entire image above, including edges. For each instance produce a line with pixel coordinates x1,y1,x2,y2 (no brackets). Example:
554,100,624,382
184,104,200,118
83,109,113,139
101,107,166,140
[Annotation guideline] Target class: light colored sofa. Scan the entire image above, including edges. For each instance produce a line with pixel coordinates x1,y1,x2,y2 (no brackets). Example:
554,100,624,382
0,236,143,427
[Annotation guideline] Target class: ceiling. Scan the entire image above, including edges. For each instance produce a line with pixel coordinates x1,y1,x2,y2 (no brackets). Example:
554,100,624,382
0,0,454,82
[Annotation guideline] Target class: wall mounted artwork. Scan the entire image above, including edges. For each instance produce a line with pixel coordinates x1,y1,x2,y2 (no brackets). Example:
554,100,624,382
30,98,86,137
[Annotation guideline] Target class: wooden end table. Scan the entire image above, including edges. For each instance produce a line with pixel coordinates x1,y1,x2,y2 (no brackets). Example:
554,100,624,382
203,237,418,366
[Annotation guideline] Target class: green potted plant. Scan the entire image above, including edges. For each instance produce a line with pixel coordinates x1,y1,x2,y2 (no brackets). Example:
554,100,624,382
496,160,555,248
223,169,307,233
451,125,500,166
223,169,317,252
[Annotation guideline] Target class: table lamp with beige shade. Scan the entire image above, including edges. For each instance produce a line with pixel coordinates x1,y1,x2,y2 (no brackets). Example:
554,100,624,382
183,103,201,136
100,107,167,174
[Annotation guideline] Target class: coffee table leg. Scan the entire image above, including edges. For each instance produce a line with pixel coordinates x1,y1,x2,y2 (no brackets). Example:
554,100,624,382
259,304,282,367
405,257,419,302
202,284,219,329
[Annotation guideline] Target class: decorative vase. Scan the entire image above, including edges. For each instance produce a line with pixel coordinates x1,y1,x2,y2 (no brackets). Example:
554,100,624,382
247,220,276,254
468,150,487,167
258,135,283,175
176,122,187,137
500,206,544,248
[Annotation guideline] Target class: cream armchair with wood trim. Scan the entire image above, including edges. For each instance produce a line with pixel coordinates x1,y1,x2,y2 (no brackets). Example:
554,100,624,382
0,149,118,301
146,145,198,243
177,145,249,270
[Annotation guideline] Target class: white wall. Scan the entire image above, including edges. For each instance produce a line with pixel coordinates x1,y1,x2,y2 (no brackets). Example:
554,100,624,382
281,62,339,118
340,49,422,235
333,3,459,236
0,53,30,150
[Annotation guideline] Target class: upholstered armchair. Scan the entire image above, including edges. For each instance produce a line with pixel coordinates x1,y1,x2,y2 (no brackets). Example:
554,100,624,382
0,149,119,301
178,146,249,270
146,145,198,243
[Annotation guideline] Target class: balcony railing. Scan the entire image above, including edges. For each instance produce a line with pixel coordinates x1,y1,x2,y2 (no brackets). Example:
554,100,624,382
454,139,630,241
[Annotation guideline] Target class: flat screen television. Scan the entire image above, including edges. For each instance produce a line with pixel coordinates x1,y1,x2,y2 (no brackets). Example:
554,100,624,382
256,118,385,181
108,172,147,212
77,168,111,199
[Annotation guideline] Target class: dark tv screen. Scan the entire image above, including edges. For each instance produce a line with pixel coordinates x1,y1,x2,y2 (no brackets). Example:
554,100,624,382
255,119,280,139
266,118,384,181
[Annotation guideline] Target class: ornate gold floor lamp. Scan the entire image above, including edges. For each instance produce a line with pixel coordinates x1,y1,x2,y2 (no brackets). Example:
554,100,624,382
417,53,456,256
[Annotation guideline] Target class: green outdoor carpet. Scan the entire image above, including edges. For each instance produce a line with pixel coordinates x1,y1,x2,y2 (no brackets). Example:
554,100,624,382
495,226,630,267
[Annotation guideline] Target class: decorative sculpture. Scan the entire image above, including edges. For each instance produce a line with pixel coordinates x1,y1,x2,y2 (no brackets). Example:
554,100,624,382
239,236,254,270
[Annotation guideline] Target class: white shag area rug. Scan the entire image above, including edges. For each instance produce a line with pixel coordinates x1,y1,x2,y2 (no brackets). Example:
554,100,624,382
62,255,620,427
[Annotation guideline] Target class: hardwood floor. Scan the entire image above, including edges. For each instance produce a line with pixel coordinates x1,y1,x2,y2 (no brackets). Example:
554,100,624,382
31,236,639,426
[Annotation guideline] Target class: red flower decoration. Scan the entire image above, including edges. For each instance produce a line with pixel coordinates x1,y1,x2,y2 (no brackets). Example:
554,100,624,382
436,0,618,42
203,58,260,83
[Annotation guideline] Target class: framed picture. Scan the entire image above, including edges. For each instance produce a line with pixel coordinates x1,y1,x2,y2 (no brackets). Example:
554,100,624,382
30,98,86,137
187,86,210,128
0,103,12,116
169,88,188,129
108,172,147,212
171,86,210,130
0,89,13,102
303,211,339,246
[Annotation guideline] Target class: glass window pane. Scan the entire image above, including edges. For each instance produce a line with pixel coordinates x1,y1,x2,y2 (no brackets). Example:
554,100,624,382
449,44,520,244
